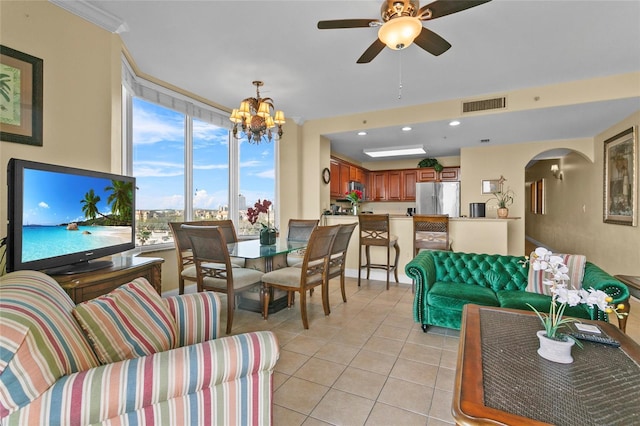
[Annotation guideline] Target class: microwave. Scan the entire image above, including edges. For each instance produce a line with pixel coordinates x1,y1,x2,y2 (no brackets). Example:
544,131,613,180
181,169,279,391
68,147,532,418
348,181,365,199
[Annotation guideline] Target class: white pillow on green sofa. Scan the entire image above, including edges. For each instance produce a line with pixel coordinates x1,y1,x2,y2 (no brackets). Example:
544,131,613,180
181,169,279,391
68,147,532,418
526,253,586,296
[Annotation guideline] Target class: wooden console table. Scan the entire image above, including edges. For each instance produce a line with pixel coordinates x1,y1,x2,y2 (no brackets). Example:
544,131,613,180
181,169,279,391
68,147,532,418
453,304,640,426
51,256,163,303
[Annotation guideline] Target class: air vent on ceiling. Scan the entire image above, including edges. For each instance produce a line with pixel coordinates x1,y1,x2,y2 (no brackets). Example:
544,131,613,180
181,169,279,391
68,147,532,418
462,97,507,113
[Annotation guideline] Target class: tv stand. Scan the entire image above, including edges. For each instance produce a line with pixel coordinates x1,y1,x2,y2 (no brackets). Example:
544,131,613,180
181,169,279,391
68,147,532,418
44,260,114,276
50,255,163,303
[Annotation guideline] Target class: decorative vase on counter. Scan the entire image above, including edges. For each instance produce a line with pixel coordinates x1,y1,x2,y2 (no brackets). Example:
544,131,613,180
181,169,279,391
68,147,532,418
351,204,359,215
497,207,509,218
536,330,575,364
259,227,276,245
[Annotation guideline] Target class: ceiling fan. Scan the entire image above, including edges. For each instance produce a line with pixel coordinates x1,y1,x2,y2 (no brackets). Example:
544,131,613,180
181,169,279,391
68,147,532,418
317,0,491,63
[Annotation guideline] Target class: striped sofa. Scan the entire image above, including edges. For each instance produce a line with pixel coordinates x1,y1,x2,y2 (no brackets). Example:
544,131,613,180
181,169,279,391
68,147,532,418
0,270,279,425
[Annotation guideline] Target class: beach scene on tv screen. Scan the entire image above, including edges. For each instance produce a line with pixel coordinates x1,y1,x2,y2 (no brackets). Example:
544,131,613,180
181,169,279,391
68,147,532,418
21,168,133,262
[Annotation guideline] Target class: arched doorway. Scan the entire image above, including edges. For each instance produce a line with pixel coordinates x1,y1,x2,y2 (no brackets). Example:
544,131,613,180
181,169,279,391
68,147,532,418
524,148,594,255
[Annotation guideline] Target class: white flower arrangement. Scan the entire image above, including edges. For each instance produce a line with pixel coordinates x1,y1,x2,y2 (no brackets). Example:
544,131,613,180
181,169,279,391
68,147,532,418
526,247,622,342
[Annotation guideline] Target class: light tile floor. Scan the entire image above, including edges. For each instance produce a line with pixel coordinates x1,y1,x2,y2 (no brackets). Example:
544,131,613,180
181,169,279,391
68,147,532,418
222,277,640,426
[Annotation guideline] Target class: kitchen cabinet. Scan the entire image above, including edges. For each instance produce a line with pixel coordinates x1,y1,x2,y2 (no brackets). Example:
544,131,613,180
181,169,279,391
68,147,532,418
329,158,352,198
370,171,388,201
416,167,460,182
330,160,341,197
441,167,460,182
417,168,437,182
339,163,350,197
330,155,459,201
387,171,402,201
387,170,417,201
348,165,366,184
402,170,417,200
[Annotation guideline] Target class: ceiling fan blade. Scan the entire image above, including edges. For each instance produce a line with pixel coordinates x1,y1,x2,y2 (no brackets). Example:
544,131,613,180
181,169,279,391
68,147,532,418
317,19,378,29
419,0,491,20
413,27,451,56
357,39,386,63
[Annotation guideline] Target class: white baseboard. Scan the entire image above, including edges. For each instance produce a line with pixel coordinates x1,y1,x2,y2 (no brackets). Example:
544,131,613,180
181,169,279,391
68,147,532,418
344,268,412,285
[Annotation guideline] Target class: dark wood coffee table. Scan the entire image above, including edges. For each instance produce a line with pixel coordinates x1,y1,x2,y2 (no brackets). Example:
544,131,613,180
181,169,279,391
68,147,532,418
453,305,640,426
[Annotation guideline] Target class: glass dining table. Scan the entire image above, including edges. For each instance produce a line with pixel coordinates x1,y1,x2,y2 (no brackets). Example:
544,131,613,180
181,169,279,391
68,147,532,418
227,237,307,272
228,237,307,314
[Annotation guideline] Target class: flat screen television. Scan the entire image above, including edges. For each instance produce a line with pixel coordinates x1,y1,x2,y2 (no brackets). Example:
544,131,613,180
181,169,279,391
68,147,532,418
7,158,136,274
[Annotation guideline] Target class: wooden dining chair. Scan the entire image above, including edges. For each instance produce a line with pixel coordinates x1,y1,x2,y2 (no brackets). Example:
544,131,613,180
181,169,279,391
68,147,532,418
357,214,400,290
285,219,319,266
261,225,340,329
169,220,243,295
326,222,358,310
181,224,264,335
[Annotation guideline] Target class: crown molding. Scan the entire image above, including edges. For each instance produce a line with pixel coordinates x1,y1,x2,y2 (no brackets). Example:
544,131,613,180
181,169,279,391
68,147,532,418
49,0,128,33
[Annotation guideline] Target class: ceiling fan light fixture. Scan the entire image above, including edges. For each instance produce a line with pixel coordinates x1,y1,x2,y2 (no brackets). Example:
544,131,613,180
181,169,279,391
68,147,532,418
378,16,422,50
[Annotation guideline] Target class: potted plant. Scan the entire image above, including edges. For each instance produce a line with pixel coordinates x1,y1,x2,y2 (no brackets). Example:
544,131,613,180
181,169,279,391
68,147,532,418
488,188,514,218
524,247,626,363
417,158,440,168
247,199,276,245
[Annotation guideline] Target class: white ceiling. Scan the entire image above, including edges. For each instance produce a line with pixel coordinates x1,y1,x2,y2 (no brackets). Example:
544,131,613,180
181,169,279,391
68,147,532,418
60,0,640,162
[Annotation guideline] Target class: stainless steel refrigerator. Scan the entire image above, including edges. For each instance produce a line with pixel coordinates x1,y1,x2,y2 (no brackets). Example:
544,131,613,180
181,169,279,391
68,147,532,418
415,182,461,217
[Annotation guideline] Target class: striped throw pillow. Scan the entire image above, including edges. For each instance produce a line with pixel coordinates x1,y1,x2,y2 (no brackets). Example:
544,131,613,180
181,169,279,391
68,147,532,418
73,278,177,364
526,252,586,295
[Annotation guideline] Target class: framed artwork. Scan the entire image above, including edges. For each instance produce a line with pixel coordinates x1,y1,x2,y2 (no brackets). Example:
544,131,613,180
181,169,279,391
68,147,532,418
1,45,43,146
481,179,500,194
530,182,537,213
529,179,545,214
604,126,637,226
536,179,545,214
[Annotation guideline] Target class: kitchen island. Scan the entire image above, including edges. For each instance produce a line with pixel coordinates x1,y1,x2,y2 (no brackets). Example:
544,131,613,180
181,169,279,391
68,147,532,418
323,215,519,284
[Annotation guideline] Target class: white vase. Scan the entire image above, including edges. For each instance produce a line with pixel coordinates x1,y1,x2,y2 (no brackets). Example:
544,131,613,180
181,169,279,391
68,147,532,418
536,330,574,364
352,204,359,215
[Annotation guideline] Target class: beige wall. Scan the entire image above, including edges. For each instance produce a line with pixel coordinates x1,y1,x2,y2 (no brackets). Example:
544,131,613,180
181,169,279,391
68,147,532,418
525,112,640,276
0,1,123,269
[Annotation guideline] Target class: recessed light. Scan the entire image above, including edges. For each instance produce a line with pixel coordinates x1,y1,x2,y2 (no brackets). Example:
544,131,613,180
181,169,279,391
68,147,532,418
402,126,412,132
358,131,367,136
449,120,461,126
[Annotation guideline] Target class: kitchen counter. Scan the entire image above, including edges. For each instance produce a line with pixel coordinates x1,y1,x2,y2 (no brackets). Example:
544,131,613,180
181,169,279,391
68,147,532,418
323,215,519,284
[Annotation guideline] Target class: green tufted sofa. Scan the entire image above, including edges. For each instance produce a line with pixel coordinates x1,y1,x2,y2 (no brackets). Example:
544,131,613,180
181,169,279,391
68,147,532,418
405,250,629,331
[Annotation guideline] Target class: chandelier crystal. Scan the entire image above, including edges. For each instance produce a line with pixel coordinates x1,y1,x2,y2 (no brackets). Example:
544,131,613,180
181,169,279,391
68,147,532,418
229,81,285,144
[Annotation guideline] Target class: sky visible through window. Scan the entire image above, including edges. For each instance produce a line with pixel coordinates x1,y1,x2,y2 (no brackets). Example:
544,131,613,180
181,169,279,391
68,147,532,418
132,97,275,240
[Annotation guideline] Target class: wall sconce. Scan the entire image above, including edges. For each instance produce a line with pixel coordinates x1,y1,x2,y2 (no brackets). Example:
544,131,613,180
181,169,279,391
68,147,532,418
550,164,563,180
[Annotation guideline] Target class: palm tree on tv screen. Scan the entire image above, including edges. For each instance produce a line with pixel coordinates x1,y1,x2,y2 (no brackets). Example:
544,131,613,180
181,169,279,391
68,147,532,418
105,180,133,225
80,189,101,221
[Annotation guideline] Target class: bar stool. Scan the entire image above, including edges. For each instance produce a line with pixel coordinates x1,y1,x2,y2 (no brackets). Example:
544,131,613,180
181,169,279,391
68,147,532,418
413,214,452,255
412,214,451,293
357,214,400,290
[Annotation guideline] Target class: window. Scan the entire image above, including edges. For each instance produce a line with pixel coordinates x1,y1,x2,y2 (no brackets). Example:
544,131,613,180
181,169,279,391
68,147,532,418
122,58,275,248
193,118,230,222
238,140,276,236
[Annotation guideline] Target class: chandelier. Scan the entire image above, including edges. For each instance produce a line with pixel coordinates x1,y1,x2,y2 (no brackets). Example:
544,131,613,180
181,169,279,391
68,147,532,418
229,81,285,144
